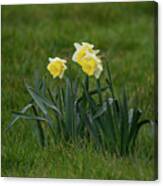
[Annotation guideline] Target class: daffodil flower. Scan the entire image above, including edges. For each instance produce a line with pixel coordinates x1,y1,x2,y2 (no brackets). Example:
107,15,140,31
80,52,103,79
72,42,99,65
47,57,67,79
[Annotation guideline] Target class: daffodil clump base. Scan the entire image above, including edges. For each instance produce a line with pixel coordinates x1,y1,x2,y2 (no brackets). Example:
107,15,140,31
8,42,153,156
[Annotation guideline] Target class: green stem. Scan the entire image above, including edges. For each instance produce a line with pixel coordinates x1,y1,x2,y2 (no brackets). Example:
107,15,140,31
85,75,89,92
106,62,115,98
96,79,103,105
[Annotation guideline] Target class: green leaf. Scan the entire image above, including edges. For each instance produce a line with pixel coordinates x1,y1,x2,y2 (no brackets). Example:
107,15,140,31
25,83,62,116
32,105,46,147
93,100,117,152
7,103,33,130
41,78,46,97
47,87,57,106
106,61,115,98
131,119,151,148
25,83,48,115
73,75,79,98
34,70,41,93
128,108,142,147
12,111,48,122
105,102,117,145
119,88,129,155
65,78,74,138
76,86,108,106
82,82,96,110
89,86,108,96
85,113,100,147
93,102,107,120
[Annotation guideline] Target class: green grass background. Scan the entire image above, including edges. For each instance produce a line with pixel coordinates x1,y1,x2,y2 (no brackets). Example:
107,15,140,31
1,1,157,180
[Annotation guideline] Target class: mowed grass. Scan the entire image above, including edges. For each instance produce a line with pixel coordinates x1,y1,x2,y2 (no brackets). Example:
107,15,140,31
1,2,157,180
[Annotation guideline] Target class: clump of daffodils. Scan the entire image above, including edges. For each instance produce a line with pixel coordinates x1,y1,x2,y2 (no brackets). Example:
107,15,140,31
47,57,67,79
10,41,150,156
47,42,103,79
72,42,103,79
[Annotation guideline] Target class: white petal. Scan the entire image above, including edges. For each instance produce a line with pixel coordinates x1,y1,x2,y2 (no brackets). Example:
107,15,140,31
85,51,101,63
48,57,54,62
64,64,67,70
93,54,101,64
96,57,102,64
94,49,100,54
74,42,81,50
72,51,78,62
54,57,62,61
95,64,103,79
61,59,67,63
59,65,67,79
85,51,93,57
49,57,67,64
82,42,94,48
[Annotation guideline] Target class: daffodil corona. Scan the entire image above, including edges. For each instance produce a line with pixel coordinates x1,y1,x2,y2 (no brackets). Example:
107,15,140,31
47,57,67,79
81,53,103,78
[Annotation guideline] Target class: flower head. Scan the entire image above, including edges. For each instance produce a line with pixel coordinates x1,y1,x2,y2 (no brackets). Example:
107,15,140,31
47,57,67,79
80,52,103,79
72,42,103,79
72,42,99,66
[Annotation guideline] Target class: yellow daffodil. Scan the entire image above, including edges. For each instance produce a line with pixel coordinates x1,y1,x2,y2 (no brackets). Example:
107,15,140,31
47,57,67,79
80,52,103,79
72,42,99,65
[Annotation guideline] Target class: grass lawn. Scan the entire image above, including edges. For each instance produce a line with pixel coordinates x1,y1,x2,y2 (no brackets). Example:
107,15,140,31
1,2,157,180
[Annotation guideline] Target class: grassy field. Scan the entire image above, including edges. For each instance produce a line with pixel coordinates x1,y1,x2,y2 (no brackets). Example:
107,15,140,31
1,2,157,180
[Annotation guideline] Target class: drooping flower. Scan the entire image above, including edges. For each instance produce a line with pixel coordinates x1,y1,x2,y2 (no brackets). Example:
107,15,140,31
72,42,99,66
47,57,67,79
80,52,103,79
